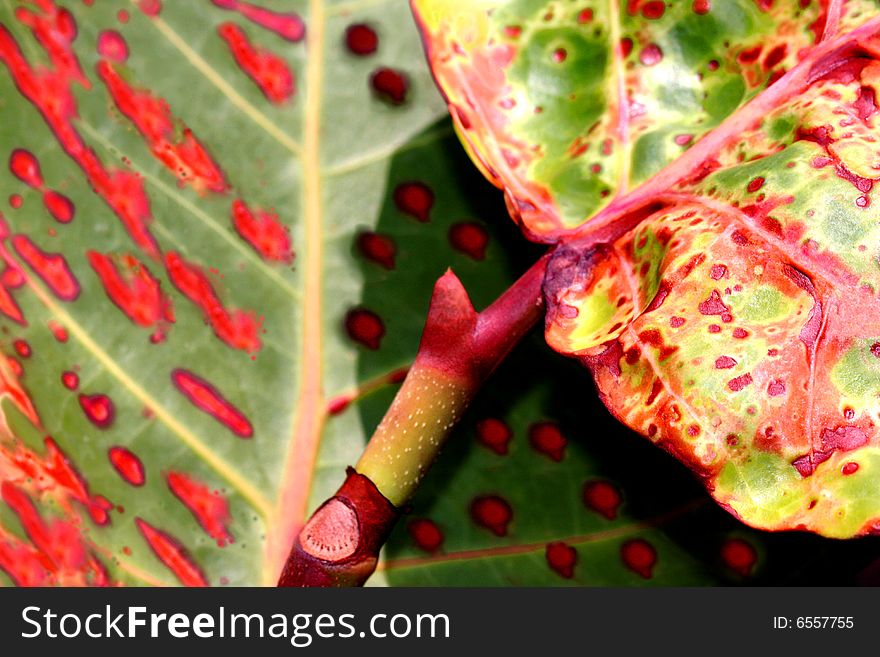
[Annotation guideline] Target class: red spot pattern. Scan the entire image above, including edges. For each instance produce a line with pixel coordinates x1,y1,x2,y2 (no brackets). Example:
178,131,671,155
528,421,567,461
172,369,253,438
1,482,91,583
715,355,737,369
357,231,396,270
639,44,663,66
61,370,78,390
42,189,75,223
217,23,294,104
48,320,68,342
0,10,159,255
78,393,115,428
710,264,727,280
11,235,80,300
9,148,42,188
767,379,786,396
641,1,665,19
727,373,753,392
747,176,765,192
9,150,75,224
720,538,757,576
475,417,513,455
88,251,174,330
408,518,444,553
135,517,208,586
108,446,145,486
693,0,711,13
371,67,409,105
231,199,294,262
345,24,378,56
698,289,731,318
394,181,434,222
583,480,622,520
167,472,233,547
345,307,385,350
13,339,31,358
96,29,128,63
97,61,227,194
137,0,163,16
210,0,305,42
449,222,489,260
470,495,512,536
165,252,262,353
546,541,577,578
621,538,657,578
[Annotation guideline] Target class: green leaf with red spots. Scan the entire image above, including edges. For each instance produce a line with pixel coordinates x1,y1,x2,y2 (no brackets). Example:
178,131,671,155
412,0,880,239
415,0,880,537
0,0,455,587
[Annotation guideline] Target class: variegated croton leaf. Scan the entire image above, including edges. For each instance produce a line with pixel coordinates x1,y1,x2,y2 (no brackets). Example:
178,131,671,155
415,0,880,537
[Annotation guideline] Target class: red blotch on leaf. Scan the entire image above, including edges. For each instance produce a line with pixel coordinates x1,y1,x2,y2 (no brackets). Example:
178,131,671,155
172,369,254,438
371,67,409,105
135,518,208,586
97,61,228,194
721,538,757,576
231,199,294,263
167,471,233,547
357,231,396,270
470,495,512,536
165,252,262,353
639,44,663,66
137,0,163,16
621,538,657,578
42,190,75,223
641,1,665,19
449,222,489,260
475,417,512,455
210,0,305,42
546,541,577,578
345,23,378,56
408,518,444,553
217,23,295,104
11,235,80,301
79,393,115,428
528,421,567,461
88,251,174,330
727,373,753,392
97,29,128,62
394,181,434,222
583,480,622,520
13,339,30,358
345,307,385,350
108,446,145,486
61,371,78,390
9,149,42,188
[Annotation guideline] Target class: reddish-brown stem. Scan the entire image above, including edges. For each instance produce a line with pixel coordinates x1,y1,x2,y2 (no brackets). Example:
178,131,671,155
278,252,550,586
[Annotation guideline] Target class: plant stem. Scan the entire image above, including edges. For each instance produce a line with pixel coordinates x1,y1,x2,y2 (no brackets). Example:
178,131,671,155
278,252,550,586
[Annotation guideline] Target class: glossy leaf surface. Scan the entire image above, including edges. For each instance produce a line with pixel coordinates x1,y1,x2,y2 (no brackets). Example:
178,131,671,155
417,0,880,537
413,0,878,239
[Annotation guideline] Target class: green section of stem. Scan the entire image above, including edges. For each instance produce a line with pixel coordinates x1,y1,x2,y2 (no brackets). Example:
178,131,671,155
356,366,470,506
